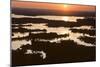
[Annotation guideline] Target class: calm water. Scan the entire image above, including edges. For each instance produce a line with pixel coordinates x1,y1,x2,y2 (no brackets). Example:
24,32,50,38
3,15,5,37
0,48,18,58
12,24,95,49
12,15,96,59
12,14,84,22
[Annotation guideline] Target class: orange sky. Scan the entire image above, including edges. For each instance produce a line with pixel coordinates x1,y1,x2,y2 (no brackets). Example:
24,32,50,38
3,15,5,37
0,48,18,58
12,1,95,12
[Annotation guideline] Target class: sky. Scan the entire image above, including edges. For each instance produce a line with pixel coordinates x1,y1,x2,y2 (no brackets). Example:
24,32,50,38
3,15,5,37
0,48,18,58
12,0,96,5
12,0,95,12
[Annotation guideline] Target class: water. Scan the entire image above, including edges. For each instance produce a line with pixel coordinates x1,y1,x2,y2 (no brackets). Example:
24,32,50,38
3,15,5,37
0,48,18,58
12,23,95,50
12,15,96,60
12,14,84,22
25,50,46,59
12,39,31,50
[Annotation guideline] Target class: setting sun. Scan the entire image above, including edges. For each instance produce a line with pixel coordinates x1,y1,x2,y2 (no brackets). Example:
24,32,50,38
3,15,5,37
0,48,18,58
63,4,68,8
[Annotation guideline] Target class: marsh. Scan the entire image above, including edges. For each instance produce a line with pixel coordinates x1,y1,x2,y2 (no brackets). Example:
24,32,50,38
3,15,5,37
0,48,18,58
11,1,96,66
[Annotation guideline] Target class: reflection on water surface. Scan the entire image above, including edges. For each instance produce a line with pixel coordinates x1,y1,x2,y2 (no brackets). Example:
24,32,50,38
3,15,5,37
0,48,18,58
12,23,95,50
12,15,96,60
12,14,84,22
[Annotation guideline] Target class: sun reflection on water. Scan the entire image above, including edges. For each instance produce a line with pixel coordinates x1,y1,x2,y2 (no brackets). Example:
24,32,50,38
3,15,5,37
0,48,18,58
12,15,95,50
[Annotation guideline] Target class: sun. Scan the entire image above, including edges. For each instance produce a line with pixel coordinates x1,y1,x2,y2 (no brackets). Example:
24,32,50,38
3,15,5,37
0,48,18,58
63,4,68,8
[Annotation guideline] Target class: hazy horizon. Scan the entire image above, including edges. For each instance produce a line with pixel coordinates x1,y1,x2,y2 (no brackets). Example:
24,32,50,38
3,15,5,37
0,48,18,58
12,1,95,12
12,1,96,16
